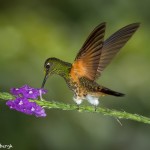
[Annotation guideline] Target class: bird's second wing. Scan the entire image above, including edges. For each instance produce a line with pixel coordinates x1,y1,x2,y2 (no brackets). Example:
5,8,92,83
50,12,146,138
95,23,140,79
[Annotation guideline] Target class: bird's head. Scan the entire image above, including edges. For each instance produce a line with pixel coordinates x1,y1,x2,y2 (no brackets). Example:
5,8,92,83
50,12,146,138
41,57,59,88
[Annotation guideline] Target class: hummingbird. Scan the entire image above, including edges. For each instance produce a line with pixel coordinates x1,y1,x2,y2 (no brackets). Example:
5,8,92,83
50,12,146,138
41,22,140,109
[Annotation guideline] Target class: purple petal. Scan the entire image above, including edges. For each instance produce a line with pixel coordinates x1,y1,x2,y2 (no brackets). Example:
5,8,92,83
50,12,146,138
7,85,47,117
6,97,46,117
35,107,47,117
10,88,21,95
10,85,47,99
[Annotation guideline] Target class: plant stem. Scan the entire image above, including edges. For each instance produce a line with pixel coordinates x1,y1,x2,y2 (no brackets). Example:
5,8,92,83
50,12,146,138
0,92,150,124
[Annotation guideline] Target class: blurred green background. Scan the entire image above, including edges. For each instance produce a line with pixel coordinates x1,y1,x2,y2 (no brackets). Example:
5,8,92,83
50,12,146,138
0,0,150,150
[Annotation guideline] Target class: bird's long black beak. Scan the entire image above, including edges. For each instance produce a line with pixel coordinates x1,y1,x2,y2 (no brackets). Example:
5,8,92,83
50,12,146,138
41,72,48,88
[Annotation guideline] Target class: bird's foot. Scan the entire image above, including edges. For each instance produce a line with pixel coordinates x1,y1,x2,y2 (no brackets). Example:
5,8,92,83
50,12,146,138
76,104,80,110
94,105,97,112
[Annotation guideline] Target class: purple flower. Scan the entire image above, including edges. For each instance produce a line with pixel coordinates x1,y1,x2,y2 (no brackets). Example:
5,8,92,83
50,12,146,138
10,85,47,99
6,98,46,117
6,85,47,117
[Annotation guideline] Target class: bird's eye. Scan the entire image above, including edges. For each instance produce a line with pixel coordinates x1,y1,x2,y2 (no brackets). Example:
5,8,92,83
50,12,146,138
45,63,51,69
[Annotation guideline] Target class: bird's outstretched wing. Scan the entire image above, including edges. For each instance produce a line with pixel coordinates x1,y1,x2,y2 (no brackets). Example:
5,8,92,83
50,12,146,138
70,22,106,81
95,23,140,79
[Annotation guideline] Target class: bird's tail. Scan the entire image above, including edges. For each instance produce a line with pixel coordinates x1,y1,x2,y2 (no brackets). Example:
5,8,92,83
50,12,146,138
100,87,125,97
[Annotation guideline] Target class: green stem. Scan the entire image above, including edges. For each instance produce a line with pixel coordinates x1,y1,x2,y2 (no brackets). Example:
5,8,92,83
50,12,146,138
0,92,150,124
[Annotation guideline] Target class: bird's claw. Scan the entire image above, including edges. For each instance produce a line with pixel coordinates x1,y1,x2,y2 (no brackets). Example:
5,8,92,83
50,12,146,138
94,105,97,111
77,104,80,110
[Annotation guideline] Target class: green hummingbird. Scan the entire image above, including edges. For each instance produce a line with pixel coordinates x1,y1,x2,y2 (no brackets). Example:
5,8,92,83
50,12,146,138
41,22,140,108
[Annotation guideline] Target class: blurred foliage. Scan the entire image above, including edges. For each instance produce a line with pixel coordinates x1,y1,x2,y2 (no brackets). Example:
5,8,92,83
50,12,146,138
0,0,150,150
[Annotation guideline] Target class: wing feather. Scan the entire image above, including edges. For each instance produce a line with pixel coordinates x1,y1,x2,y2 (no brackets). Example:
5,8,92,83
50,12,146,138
95,23,140,78
71,22,106,80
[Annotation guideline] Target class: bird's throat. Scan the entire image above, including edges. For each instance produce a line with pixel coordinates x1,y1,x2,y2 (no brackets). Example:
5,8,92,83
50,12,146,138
53,60,71,79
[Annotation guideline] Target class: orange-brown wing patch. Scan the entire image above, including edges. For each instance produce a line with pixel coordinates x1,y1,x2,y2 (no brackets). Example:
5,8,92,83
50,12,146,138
71,22,106,81
71,59,92,81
